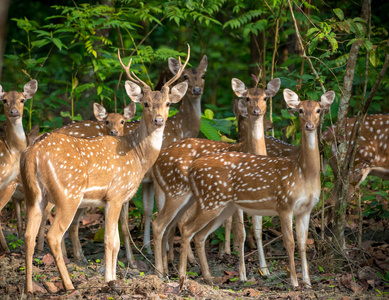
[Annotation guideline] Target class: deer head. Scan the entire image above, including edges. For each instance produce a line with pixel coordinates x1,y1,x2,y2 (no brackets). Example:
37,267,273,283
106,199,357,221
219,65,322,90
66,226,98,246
0,80,38,121
284,89,335,131
169,55,207,96
118,46,190,134
232,78,281,118
93,102,136,136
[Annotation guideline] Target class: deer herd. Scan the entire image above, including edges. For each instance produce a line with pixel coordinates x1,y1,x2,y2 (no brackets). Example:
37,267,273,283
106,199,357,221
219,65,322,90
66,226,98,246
0,45,387,294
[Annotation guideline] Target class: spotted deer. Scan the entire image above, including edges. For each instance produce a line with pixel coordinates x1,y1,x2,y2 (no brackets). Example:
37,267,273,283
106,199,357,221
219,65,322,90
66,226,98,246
152,78,282,280
0,80,38,251
141,54,208,254
322,114,389,222
21,47,190,293
35,102,137,258
177,89,335,288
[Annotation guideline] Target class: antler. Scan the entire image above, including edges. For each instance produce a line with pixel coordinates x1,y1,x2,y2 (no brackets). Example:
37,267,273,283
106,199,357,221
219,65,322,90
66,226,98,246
117,49,149,87
163,44,191,88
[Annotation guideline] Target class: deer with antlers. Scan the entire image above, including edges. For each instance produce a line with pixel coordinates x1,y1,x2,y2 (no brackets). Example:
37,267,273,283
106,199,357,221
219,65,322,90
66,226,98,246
21,46,190,293
177,89,335,288
0,80,38,251
152,78,283,280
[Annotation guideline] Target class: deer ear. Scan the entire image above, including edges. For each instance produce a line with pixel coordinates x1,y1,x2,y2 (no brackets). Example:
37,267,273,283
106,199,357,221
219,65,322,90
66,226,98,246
231,78,247,98
198,55,208,71
265,78,281,97
264,117,274,131
28,124,40,145
123,102,136,120
320,91,335,110
93,103,108,121
168,57,180,75
125,81,143,103
283,89,300,109
0,84,4,100
169,82,188,103
233,98,245,118
23,79,38,99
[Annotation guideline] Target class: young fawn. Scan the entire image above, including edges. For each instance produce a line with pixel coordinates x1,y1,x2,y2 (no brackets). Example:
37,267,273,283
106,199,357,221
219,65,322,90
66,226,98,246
21,47,190,293
0,80,38,251
178,89,335,288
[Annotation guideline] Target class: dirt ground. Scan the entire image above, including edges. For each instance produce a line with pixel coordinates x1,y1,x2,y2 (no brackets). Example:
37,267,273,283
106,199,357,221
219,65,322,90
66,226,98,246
0,208,389,300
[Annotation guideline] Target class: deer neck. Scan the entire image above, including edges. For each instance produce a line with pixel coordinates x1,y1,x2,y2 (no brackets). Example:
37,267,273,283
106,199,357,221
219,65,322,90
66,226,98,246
126,116,165,175
5,117,27,154
298,128,320,179
247,115,267,156
175,93,202,134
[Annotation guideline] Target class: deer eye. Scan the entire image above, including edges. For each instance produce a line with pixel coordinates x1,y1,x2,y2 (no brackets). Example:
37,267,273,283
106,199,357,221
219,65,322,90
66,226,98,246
183,75,189,80
316,108,321,113
166,102,171,107
201,74,205,79
264,97,268,101
144,102,149,108
20,98,26,103
105,120,109,125
1,99,7,104
299,109,303,114
121,120,125,124
246,97,250,101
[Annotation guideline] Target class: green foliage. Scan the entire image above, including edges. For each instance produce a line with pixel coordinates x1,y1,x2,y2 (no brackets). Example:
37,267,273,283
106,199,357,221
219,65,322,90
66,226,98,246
5,234,24,249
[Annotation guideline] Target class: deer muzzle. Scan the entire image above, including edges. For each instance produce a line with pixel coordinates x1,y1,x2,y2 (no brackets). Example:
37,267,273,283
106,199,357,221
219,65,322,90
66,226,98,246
110,130,119,136
154,116,164,126
192,86,202,95
9,108,20,117
252,107,262,116
305,123,315,131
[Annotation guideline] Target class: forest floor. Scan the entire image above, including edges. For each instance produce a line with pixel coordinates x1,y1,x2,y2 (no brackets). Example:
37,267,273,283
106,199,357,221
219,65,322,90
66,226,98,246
0,196,389,299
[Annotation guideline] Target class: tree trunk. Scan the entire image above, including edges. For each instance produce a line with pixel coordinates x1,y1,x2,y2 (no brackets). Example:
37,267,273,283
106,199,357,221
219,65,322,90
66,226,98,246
0,0,10,80
332,0,370,251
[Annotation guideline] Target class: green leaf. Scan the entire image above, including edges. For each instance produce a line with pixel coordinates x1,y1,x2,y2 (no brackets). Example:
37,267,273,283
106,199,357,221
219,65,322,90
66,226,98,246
328,36,338,52
204,109,214,119
306,27,320,36
308,36,319,55
369,47,380,67
51,37,63,50
364,40,373,52
97,85,103,95
200,119,220,141
333,8,344,20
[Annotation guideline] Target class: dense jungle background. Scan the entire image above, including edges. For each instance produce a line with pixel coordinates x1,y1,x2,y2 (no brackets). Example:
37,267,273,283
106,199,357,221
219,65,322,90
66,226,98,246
0,0,389,299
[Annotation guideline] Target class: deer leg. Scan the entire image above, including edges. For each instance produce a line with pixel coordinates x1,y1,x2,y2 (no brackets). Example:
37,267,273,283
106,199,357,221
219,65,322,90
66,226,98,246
119,201,135,267
142,181,154,254
223,215,233,256
234,209,247,282
176,205,196,265
279,212,298,288
24,198,44,293
68,207,87,262
0,183,17,252
104,200,122,282
152,193,193,276
36,202,54,253
46,199,81,291
13,198,23,239
252,215,269,276
296,212,311,287
179,204,235,283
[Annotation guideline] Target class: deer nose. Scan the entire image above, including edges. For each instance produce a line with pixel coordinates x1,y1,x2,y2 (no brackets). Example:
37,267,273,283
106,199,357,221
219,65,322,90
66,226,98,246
252,107,262,116
9,108,20,117
192,86,202,95
110,130,119,136
154,116,164,126
305,123,315,131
